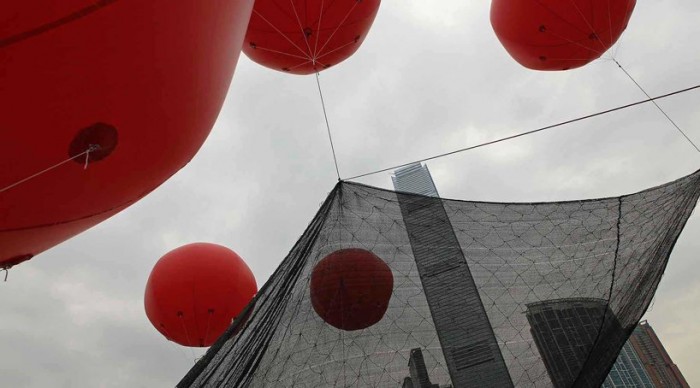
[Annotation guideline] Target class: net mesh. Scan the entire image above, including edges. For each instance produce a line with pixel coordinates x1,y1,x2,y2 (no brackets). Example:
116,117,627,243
179,170,700,388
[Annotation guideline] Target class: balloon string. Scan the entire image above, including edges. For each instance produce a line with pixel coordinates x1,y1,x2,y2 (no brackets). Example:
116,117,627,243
252,9,311,61
312,0,326,59
160,323,193,363
315,73,342,180
178,313,197,362
345,83,700,181
314,0,360,59
613,59,700,154
203,309,214,347
539,27,608,58
178,312,193,346
0,144,100,194
566,0,611,55
288,0,315,62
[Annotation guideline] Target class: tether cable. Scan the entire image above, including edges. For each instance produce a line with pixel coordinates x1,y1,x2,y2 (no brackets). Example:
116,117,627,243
345,84,700,181
315,72,342,180
613,59,700,153
0,144,100,194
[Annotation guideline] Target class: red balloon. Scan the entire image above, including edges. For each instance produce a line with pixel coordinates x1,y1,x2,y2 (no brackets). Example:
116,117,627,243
144,243,257,347
310,248,393,331
0,1,255,269
243,0,381,75
490,0,636,71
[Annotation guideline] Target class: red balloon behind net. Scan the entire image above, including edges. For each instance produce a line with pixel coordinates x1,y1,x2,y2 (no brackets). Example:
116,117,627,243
310,248,393,331
144,243,257,347
491,0,636,71
243,0,381,75
0,0,254,269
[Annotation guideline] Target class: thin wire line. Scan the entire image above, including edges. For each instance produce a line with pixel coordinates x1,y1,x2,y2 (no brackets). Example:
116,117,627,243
345,83,700,181
314,38,358,62
613,59,700,153
289,0,315,61
203,309,214,347
315,1,360,58
567,0,610,54
160,323,194,364
251,9,312,61
541,28,607,57
0,145,99,194
613,1,635,59
313,0,326,58
315,72,341,180
606,0,615,53
245,45,310,61
178,313,197,362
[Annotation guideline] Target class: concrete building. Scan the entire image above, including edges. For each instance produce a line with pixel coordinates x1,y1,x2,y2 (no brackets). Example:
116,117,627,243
628,321,690,387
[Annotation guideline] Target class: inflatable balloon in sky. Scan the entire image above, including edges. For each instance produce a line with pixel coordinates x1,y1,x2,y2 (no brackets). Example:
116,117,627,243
144,243,258,347
243,0,381,75
310,248,393,331
491,0,636,71
0,0,255,270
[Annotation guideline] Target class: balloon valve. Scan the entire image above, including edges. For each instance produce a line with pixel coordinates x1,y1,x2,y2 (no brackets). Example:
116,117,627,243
84,144,102,170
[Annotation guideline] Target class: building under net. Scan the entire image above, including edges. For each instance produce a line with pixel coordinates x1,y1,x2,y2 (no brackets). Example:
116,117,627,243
602,340,654,387
179,169,700,387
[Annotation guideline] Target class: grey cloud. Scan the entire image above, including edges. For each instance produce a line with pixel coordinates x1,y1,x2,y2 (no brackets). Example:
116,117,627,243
2,1,699,386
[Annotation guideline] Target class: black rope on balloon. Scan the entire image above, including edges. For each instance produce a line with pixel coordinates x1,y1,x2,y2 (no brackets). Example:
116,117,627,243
315,73,342,180
613,59,700,153
345,83,700,181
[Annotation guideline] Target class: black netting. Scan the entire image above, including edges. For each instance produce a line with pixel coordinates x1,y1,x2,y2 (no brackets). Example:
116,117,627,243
179,170,700,388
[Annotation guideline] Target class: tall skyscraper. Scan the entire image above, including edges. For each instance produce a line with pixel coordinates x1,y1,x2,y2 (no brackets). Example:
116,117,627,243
628,321,690,387
393,163,513,387
392,163,440,197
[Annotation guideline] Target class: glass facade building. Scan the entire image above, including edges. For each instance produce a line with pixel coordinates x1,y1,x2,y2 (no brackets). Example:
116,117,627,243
392,163,440,197
603,341,654,387
628,321,690,387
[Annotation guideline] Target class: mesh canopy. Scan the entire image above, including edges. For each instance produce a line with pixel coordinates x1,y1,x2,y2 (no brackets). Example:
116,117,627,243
180,170,700,388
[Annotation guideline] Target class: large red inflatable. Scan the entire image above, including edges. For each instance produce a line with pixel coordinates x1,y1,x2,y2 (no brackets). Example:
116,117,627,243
144,243,258,347
491,0,636,71
0,1,255,269
310,248,393,331
243,0,381,75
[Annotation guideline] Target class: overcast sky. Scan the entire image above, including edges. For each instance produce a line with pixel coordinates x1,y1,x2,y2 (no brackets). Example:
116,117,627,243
2,1,700,387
